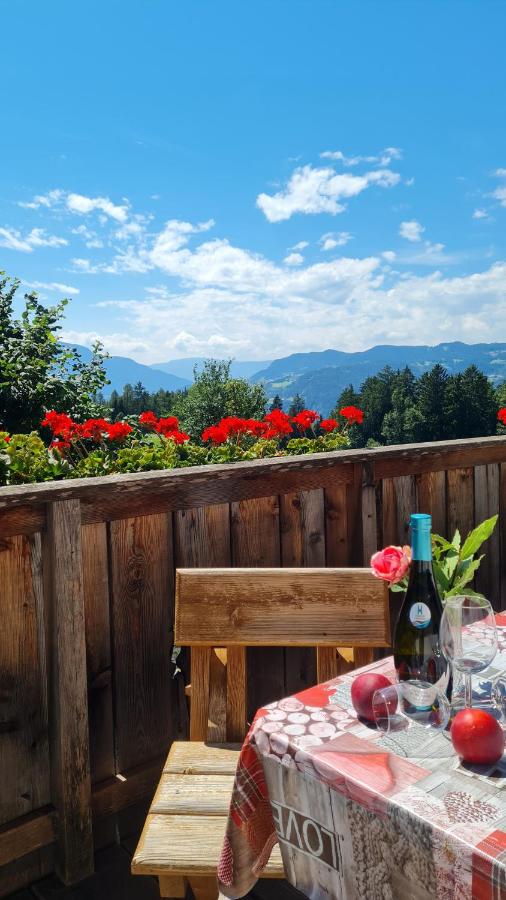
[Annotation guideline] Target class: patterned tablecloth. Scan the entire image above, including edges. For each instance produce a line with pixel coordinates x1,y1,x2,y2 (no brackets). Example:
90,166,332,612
218,614,506,900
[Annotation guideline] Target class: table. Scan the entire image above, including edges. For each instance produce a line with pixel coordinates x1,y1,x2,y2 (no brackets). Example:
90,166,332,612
218,617,506,900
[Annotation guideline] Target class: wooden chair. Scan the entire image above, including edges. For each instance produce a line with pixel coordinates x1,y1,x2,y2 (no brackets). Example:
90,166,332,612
132,567,390,900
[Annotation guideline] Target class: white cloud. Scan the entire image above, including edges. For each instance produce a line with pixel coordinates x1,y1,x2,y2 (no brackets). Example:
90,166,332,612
257,164,400,222
290,240,309,250
0,226,68,252
382,250,396,261
17,188,129,221
66,192,129,222
320,147,402,167
18,189,64,209
320,231,352,251
24,280,80,294
473,208,489,219
493,186,506,207
87,261,506,362
399,220,425,242
494,168,506,178
283,252,304,266
71,224,104,248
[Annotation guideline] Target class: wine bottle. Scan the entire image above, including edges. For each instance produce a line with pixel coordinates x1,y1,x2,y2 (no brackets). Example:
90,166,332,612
393,513,450,696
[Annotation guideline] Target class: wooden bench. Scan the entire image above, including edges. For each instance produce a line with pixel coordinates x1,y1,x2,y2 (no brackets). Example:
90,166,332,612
132,567,390,899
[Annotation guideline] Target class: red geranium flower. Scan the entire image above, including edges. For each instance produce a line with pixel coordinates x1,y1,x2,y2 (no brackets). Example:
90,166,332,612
156,416,180,436
340,405,364,425
202,424,229,444
41,410,76,436
169,430,190,444
139,411,159,429
106,422,133,442
498,408,506,425
79,418,109,442
320,417,338,432
262,409,293,438
292,409,319,430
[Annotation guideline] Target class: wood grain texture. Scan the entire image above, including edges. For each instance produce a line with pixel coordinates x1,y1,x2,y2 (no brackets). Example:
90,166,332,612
159,875,187,898
189,649,211,742
0,809,55,867
3,437,506,518
281,489,324,696
174,504,231,743
231,497,284,717
81,523,115,785
447,467,474,539
474,464,500,607
46,500,93,884
225,647,247,742
164,743,240,775
175,568,390,647
324,483,349,567
91,757,165,821
416,471,446,536
151,774,235,815
0,534,49,827
131,814,283,877
109,514,173,772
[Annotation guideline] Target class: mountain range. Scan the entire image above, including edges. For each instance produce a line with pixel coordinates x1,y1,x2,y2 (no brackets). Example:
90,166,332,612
68,342,506,412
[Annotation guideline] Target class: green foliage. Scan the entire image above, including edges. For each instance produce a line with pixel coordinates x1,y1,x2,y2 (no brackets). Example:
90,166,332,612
269,394,284,411
174,360,267,440
109,383,184,419
288,393,306,416
334,362,501,449
4,432,66,483
0,272,109,432
431,515,498,599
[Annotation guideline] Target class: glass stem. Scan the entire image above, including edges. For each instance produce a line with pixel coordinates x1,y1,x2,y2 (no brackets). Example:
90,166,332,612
464,673,473,708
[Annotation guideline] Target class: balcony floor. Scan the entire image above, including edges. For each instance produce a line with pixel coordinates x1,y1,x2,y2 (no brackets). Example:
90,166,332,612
9,834,302,900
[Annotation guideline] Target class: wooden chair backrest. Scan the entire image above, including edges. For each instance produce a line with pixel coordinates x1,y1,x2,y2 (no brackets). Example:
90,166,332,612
175,567,390,742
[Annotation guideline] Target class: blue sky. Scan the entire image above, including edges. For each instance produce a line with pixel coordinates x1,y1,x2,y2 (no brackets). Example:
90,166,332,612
1,0,505,363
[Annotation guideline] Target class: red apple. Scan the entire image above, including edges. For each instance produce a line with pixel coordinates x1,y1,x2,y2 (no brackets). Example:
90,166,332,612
451,708,504,765
351,672,392,721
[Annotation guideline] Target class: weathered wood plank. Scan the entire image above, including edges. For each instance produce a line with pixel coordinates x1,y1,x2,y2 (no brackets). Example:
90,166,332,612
416,470,446,536
3,437,506,517
281,489,324,695
447,467,474,540
0,505,45,538
324,483,349,566
174,504,231,742
131,814,284,877
231,497,284,716
176,568,390,646
91,757,165,821
45,499,93,884
226,647,247,741
151,774,235,815
164,743,240,775
0,809,55,867
109,514,173,772
0,534,49,827
81,523,115,785
189,648,211,742
474,464,500,606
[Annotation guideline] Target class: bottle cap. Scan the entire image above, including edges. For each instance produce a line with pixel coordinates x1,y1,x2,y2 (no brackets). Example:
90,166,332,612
410,513,432,531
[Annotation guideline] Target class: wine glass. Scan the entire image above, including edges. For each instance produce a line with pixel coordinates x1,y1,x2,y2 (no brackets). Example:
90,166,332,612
372,681,450,734
440,595,498,709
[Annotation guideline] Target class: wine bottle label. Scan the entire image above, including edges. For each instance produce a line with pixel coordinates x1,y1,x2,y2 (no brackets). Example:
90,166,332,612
409,602,432,629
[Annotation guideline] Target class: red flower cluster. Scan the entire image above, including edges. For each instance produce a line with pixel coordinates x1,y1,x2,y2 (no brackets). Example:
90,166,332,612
498,408,506,425
340,405,364,425
138,411,189,442
292,409,319,431
200,406,363,445
42,410,133,451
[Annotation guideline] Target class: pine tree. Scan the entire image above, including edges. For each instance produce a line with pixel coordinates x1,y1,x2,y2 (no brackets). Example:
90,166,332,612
416,364,450,441
288,393,305,416
269,394,283,411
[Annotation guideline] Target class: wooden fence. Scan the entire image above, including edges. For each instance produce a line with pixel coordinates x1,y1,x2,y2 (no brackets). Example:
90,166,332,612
1,436,506,895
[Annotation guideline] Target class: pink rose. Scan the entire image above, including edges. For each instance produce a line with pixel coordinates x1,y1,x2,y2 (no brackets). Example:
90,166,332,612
370,545,411,584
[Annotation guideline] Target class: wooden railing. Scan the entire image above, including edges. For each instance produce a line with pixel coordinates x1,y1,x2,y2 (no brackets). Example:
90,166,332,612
1,436,506,895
